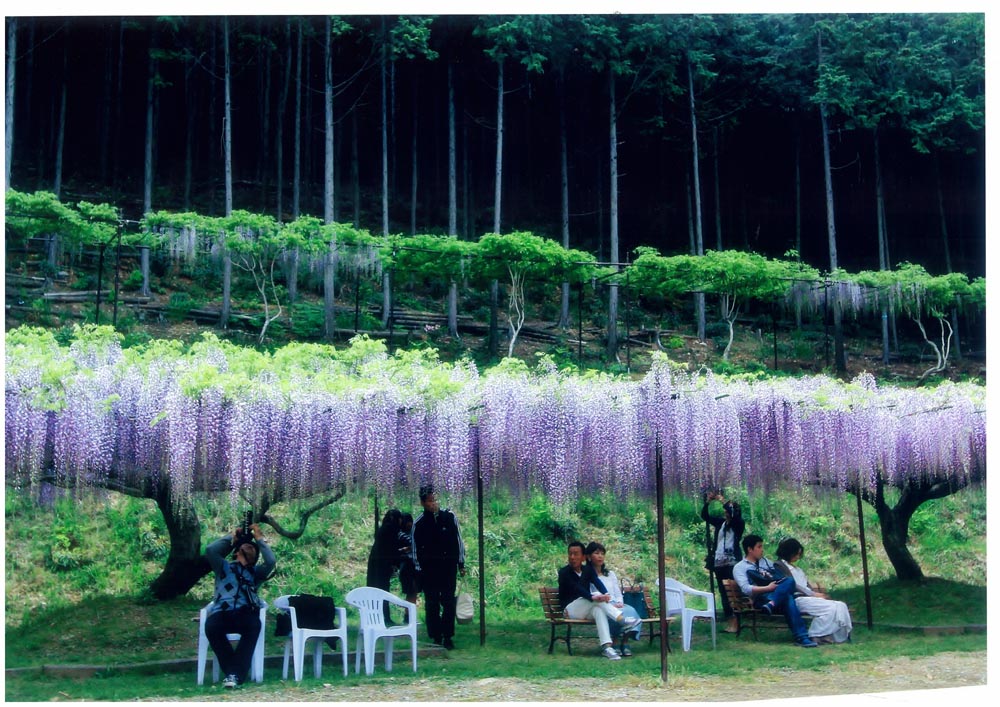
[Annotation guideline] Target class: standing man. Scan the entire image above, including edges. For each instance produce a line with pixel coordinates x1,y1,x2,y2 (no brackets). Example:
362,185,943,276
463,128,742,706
412,484,465,649
204,523,276,688
701,490,745,633
732,534,817,648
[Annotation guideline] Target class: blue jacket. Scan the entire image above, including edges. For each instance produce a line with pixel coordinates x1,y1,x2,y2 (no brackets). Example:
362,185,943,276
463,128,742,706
205,535,276,615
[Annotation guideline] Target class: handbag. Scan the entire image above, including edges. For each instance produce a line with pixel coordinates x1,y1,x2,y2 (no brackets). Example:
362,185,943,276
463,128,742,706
620,578,649,620
456,584,474,624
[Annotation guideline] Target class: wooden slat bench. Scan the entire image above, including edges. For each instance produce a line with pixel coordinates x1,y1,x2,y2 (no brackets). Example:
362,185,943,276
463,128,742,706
722,578,815,641
539,586,672,655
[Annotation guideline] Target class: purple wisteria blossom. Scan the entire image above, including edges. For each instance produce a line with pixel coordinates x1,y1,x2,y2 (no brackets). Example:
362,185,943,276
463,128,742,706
5,332,986,511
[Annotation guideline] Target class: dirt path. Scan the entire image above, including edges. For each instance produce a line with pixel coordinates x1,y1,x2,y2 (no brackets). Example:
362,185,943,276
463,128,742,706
166,650,986,702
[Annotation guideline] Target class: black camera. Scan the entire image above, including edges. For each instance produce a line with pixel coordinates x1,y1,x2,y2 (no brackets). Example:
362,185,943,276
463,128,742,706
232,510,255,557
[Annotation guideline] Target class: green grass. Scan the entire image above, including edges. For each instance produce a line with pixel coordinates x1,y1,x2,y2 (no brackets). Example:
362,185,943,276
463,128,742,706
4,484,987,700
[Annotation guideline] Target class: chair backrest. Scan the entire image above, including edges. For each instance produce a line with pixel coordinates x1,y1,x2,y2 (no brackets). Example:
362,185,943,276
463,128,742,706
662,578,686,613
538,587,563,621
345,586,393,630
722,579,753,613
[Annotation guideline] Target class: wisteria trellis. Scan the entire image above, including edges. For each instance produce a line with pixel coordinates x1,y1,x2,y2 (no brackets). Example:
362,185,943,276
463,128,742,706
5,328,987,510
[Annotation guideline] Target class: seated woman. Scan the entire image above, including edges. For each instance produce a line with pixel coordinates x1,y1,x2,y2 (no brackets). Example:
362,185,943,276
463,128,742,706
585,541,642,657
774,537,853,644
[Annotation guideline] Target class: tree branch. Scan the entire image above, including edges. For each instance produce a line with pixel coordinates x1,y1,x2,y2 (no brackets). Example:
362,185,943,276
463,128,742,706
261,483,347,540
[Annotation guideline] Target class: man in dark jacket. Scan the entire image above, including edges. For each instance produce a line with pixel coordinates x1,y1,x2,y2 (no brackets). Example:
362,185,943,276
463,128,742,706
412,484,465,649
204,523,276,688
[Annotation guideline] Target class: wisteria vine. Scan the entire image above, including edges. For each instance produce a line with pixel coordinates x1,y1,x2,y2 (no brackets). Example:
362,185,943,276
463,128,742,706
4,327,987,511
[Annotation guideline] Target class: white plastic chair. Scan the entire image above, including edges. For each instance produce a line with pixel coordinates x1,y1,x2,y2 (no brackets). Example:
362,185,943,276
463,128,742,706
196,600,268,684
274,594,349,680
662,578,716,651
344,586,418,676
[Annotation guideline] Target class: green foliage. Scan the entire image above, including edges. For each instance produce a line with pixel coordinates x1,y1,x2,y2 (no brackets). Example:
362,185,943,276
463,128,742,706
523,493,578,542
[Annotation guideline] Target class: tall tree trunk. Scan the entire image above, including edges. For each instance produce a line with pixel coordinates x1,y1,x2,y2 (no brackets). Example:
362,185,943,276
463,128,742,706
323,17,335,225
258,24,272,211
687,57,706,342
112,19,124,194
5,18,16,189
323,245,337,342
351,108,360,227
819,100,845,373
558,67,571,330
934,153,962,360
488,58,504,359
292,19,302,219
448,63,458,237
53,44,68,199
447,63,460,339
380,25,392,329
606,68,620,360
493,60,504,234
143,32,156,213
323,18,338,342
794,127,802,330
713,124,722,251
221,16,233,328
874,125,891,366
276,19,291,222
817,32,845,374
183,55,196,211
410,78,419,235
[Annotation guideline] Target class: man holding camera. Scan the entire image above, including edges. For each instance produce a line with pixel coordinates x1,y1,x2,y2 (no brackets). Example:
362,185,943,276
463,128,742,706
204,522,276,688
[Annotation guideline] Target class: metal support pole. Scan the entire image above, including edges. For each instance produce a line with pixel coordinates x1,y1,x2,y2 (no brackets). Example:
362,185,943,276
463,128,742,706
856,490,874,630
577,280,584,367
475,425,486,645
655,438,669,683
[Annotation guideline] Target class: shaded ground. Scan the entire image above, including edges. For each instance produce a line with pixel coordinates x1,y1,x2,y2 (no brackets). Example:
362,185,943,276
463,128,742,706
157,650,986,702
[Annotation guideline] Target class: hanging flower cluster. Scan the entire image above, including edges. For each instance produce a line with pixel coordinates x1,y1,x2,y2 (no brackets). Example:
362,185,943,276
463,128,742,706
5,328,986,508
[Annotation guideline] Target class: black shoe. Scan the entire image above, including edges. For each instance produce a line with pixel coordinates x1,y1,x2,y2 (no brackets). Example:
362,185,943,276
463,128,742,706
760,602,774,615
443,637,455,650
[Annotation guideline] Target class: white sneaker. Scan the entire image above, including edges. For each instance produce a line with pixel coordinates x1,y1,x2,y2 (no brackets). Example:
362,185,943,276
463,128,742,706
222,674,238,689
601,646,622,660
621,616,642,632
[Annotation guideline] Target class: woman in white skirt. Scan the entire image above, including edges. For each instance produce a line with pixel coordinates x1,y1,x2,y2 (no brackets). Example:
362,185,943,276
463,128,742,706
775,537,853,644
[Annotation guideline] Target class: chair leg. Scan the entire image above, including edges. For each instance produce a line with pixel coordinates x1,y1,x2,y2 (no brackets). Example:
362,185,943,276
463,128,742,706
548,625,556,654
354,633,363,675
411,634,418,672
384,636,394,672
341,634,349,677
197,634,209,685
565,625,573,656
282,640,291,680
313,638,324,679
293,631,307,681
364,631,375,676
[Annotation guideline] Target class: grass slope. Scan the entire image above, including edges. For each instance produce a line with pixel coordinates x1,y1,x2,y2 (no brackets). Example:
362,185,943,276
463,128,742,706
3,485,987,700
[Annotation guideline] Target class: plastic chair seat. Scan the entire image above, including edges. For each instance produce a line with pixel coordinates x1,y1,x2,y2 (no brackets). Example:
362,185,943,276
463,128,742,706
661,578,717,651
274,594,349,680
344,586,418,676
196,601,267,684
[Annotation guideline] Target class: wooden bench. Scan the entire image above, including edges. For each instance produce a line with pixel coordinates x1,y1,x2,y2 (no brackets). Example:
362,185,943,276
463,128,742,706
539,586,671,655
722,578,815,641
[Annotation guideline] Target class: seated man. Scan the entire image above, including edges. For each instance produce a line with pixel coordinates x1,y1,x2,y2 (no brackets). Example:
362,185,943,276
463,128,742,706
732,534,817,648
204,523,276,687
557,540,642,660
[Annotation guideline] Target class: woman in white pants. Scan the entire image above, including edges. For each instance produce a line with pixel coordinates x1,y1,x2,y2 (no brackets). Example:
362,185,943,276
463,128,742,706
775,538,853,644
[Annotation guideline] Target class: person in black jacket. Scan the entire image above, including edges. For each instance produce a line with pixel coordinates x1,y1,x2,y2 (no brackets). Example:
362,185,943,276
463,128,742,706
412,485,465,649
557,540,641,660
701,490,745,633
367,508,404,624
